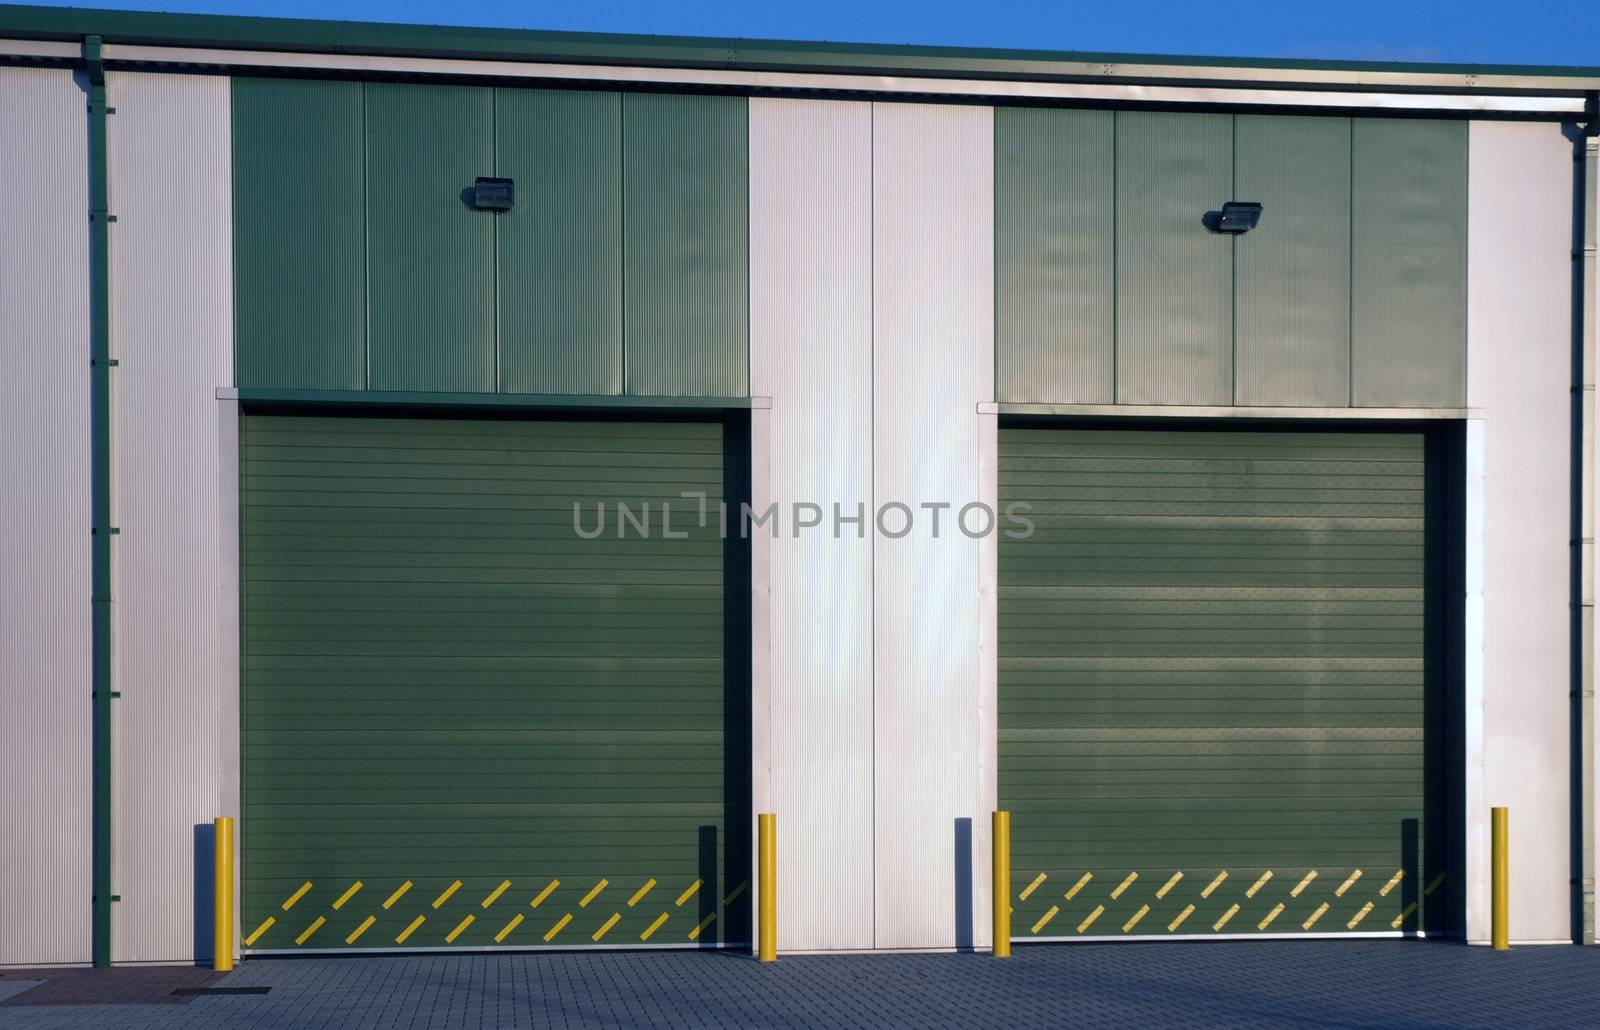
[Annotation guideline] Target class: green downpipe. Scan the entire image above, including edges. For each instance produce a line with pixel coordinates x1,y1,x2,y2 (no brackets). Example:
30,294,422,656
85,34,114,969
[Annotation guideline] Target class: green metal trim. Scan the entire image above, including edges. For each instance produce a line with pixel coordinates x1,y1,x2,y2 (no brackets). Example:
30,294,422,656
3,4,1598,86
84,32,113,970
235,388,762,411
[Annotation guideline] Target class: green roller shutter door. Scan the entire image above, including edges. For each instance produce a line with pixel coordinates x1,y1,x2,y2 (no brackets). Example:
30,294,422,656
241,414,750,951
999,425,1451,940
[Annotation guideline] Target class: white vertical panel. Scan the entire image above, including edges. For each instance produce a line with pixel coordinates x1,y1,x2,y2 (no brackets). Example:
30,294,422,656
749,98,875,951
107,71,236,963
1466,120,1572,944
0,66,91,967
871,102,994,950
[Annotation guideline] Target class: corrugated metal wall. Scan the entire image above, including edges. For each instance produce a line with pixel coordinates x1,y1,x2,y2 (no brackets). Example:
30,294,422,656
231,79,747,399
0,66,92,968
1466,121,1572,943
871,102,994,950
995,111,1468,409
749,98,876,951
107,72,237,963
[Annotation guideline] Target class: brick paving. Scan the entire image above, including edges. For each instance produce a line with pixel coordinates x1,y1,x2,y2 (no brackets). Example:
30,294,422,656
0,941,1596,1028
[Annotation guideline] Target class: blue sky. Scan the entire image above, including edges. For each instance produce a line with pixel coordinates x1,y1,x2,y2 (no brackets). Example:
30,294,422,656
19,1,1600,67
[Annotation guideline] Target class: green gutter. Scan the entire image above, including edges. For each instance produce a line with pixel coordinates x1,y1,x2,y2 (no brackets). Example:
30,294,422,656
84,33,114,970
3,4,1598,87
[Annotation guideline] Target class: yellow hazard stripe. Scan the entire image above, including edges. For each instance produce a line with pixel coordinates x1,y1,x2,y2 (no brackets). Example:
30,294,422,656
579,879,608,907
1110,872,1138,900
445,915,475,943
723,882,748,906
1076,905,1105,933
332,882,363,910
396,915,426,944
346,916,376,945
1064,872,1092,901
531,880,559,908
1289,871,1318,898
628,879,657,907
641,913,670,941
282,882,313,910
1031,906,1060,934
295,916,325,946
482,880,512,908
1347,902,1375,929
1200,871,1228,898
1302,903,1330,930
432,881,462,909
688,912,717,941
1155,872,1183,899
495,913,524,943
675,880,702,907
1335,870,1363,897
1168,905,1195,932
1213,904,1241,931
383,881,413,909
243,916,276,947
1122,905,1150,933
1391,901,1419,929
1424,873,1446,896
1257,904,1285,931
1378,870,1405,897
1245,872,1273,898
544,913,573,942
1019,873,1046,901
593,913,622,942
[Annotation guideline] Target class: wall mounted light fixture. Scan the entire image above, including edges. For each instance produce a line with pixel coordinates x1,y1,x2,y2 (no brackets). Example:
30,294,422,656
471,177,515,211
1214,201,1263,234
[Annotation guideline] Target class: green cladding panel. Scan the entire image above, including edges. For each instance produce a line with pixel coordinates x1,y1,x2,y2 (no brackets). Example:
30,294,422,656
365,84,496,393
232,78,367,390
496,89,623,395
622,94,749,397
241,414,751,950
996,107,1115,404
1234,116,1352,407
1115,112,1235,406
1350,119,1468,408
998,425,1451,939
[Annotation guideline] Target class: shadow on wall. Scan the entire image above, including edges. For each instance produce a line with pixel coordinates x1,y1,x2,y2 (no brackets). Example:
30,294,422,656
192,822,213,966
954,817,973,951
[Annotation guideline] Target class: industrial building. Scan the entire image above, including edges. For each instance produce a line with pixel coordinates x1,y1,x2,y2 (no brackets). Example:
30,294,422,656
0,3,1597,968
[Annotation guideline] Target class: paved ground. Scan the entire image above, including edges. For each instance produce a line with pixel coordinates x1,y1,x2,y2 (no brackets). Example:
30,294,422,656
1,941,1597,1029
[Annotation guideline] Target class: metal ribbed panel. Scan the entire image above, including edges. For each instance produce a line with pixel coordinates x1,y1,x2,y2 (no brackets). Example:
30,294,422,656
1234,115,1352,407
995,107,1114,404
106,71,236,963
0,66,91,967
749,98,874,951
999,426,1449,939
1352,119,1467,408
871,102,993,950
497,88,623,394
1466,121,1572,943
366,83,495,393
1115,111,1233,406
232,77,366,390
623,93,749,397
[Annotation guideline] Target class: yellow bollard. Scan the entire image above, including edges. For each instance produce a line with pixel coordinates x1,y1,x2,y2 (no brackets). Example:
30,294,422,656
1491,806,1508,950
758,813,776,962
213,816,235,971
992,811,1011,957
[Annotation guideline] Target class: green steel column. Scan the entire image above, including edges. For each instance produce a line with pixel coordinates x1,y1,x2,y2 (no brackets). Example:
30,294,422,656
84,34,115,969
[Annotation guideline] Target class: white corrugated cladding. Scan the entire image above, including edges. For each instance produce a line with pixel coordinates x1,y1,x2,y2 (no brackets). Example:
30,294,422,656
0,66,92,968
870,102,995,950
1466,120,1577,944
749,98,876,951
105,71,238,963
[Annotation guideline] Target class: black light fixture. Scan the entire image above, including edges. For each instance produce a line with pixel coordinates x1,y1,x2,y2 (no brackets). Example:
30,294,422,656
471,176,515,211
1214,201,1263,234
